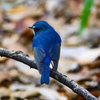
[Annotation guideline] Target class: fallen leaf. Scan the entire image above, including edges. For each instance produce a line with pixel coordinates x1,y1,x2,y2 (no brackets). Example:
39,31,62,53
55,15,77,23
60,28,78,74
10,90,39,99
77,48,100,65
0,87,12,97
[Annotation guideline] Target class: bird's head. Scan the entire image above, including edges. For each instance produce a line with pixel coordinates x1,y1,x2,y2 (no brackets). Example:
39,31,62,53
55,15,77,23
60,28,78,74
29,21,53,35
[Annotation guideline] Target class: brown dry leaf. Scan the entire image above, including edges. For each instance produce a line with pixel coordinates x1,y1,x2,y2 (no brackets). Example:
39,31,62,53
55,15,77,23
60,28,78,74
75,95,86,100
6,5,44,21
90,91,100,99
68,0,81,17
96,71,100,83
2,22,16,31
0,87,12,97
57,89,67,97
0,57,7,62
7,6,27,14
0,70,10,83
10,83,67,100
29,6,45,17
6,5,27,21
9,69,19,78
5,59,15,68
90,59,100,69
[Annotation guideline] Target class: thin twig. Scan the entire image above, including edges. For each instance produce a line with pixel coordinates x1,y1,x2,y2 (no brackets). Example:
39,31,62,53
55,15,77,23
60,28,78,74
0,48,97,100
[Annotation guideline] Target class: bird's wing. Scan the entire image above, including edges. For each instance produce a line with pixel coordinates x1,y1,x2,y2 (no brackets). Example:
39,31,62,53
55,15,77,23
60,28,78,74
49,43,61,71
33,46,46,74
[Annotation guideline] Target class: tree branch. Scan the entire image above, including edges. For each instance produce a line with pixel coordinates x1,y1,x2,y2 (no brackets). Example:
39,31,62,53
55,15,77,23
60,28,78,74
0,48,97,100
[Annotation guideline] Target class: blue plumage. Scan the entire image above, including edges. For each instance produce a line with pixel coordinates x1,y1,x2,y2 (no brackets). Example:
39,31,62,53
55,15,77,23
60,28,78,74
29,21,61,84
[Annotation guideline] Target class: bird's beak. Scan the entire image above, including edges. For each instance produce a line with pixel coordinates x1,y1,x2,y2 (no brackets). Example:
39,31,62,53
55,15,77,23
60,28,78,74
28,26,33,29
28,26,35,35
28,26,36,29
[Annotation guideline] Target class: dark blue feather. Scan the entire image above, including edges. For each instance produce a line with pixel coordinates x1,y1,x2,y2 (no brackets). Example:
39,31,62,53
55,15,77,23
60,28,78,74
30,21,61,84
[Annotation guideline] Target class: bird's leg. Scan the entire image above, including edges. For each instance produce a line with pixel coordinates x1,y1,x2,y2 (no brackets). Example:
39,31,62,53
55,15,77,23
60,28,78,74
50,61,54,71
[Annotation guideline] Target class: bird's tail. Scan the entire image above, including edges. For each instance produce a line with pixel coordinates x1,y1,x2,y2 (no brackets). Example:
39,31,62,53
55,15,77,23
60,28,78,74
40,57,50,85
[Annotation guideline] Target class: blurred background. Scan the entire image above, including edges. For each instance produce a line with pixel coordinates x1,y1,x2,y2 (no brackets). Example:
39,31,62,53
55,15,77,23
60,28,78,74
0,0,100,100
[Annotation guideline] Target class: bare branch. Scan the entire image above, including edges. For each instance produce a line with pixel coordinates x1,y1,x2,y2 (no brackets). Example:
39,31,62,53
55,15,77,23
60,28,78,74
0,48,97,100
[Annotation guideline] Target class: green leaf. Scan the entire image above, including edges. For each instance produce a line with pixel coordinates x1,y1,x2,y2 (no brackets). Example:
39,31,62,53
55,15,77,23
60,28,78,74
78,0,94,37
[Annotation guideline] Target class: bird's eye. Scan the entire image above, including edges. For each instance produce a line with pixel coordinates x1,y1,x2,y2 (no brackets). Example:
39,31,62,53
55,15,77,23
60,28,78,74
35,28,40,31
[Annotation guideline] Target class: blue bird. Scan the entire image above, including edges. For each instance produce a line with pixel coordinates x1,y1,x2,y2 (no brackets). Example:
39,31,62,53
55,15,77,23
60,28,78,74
29,21,61,84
